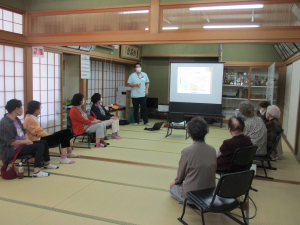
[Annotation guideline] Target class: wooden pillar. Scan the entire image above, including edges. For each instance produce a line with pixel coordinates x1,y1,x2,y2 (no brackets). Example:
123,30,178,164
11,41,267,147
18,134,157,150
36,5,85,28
79,57,88,109
150,0,160,34
25,46,33,109
280,65,287,125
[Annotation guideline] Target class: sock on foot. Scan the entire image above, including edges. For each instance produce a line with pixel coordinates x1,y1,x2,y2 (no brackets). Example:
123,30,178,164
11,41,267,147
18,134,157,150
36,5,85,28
32,170,50,177
67,152,81,158
60,157,75,164
44,163,59,169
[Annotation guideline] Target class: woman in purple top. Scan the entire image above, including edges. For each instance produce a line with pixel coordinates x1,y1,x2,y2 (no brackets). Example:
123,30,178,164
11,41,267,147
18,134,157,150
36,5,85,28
0,99,59,178
216,116,253,173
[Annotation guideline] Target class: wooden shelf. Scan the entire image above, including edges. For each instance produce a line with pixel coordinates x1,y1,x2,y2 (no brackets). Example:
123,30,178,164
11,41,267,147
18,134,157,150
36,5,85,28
222,97,247,100
223,85,248,87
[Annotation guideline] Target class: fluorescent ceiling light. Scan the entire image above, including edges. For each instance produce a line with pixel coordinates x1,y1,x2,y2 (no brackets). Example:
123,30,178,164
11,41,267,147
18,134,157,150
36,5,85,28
204,25,260,28
145,27,179,30
190,4,264,11
162,27,179,30
119,10,149,14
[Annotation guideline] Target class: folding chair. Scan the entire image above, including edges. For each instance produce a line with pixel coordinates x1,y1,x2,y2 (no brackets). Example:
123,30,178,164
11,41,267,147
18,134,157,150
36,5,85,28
254,131,283,179
178,170,255,225
217,146,258,176
68,117,95,149
15,155,35,177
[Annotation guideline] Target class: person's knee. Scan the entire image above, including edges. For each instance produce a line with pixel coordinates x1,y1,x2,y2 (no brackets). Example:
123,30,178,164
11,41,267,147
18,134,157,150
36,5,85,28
34,143,45,153
39,139,48,146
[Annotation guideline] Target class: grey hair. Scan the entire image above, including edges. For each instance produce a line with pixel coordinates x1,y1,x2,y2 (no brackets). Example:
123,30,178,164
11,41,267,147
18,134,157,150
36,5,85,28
239,101,255,118
267,105,281,119
187,117,209,141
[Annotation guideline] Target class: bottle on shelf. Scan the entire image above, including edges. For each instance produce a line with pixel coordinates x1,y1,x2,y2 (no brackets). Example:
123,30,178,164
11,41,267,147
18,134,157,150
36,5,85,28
18,162,24,179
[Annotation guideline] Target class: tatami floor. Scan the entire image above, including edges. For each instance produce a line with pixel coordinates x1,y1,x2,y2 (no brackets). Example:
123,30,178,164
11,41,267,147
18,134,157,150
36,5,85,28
1,119,300,225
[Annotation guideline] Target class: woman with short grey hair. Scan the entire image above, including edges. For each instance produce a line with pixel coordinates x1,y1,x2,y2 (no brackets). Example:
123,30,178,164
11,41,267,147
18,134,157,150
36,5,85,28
266,105,283,159
239,101,267,156
169,117,216,204
266,105,281,119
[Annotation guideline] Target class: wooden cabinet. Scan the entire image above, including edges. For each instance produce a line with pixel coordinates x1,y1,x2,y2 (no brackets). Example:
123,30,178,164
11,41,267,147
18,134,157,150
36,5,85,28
222,64,279,121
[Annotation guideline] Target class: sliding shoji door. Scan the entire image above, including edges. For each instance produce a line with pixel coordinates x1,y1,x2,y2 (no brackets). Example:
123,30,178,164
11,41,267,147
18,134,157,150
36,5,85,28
103,62,116,106
32,52,62,133
0,45,24,121
116,64,126,90
88,60,103,103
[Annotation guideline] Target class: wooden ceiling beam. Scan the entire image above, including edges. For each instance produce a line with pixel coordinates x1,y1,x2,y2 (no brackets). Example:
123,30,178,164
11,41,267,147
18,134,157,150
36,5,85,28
26,26,300,46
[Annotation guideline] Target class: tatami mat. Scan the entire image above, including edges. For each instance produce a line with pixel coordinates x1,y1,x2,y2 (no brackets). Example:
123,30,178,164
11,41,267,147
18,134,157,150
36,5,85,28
249,179,300,225
1,118,300,225
28,211,114,225
0,200,48,225
0,174,93,207
54,180,235,225
49,157,175,190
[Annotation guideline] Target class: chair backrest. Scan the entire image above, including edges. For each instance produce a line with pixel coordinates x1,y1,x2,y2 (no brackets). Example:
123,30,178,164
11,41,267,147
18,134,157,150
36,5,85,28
67,116,74,135
67,116,72,128
227,146,258,173
267,130,284,157
213,170,255,201
168,112,185,123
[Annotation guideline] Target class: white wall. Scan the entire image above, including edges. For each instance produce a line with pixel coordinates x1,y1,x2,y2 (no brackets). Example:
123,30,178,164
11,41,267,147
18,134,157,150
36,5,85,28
282,59,300,149
282,64,293,137
63,54,80,101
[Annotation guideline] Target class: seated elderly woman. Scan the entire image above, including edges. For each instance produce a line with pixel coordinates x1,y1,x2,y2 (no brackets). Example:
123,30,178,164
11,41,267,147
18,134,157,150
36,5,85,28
23,100,80,164
239,101,267,156
69,93,108,148
266,105,283,159
169,117,217,204
0,99,58,178
90,93,122,139
216,116,253,173
258,101,271,124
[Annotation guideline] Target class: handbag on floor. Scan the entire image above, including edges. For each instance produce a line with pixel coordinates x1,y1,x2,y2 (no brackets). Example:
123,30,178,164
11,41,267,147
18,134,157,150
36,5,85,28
1,146,24,180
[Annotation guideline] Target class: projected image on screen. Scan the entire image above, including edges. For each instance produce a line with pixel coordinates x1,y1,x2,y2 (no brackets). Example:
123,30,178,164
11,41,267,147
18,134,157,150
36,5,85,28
170,63,224,115
177,67,213,94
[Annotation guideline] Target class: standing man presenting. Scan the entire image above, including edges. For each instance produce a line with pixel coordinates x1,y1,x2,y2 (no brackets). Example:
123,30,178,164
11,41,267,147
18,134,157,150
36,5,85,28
127,63,151,126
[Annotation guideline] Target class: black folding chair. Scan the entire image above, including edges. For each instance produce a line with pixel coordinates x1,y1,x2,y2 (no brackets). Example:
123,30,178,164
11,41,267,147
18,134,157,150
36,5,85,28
254,131,283,179
165,113,189,139
217,146,258,192
16,155,34,177
178,170,255,225
68,117,95,149
218,146,258,176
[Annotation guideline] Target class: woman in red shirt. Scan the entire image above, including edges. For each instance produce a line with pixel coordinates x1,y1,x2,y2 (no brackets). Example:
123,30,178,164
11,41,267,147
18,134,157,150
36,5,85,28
69,93,108,148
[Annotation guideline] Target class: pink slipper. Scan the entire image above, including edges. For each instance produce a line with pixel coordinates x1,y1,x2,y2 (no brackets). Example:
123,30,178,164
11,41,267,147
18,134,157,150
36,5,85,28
100,140,109,146
112,135,122,139
116,135,123,139
95,143,106,148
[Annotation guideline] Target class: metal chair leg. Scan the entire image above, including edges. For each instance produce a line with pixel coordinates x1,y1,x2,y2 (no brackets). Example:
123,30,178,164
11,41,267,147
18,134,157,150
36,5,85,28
26,159,30,177
178,199,188,225
256,161,273,179
201,210,205,225
240,204,248,225
267,161,277,170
